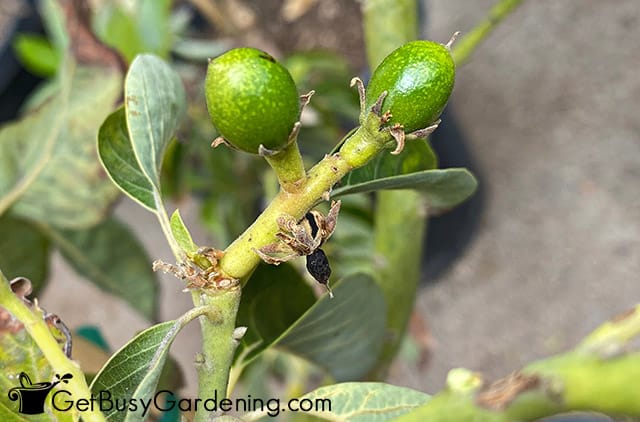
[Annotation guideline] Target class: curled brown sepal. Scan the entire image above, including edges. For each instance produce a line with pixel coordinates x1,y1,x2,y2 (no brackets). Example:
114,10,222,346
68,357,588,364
152,247,238,290
371,90,389,117
387,119,441,155
211,136,233,149
299,90,316,109
445,31,462,50
475,372,543,411
350,77,367,123
388,124,406,155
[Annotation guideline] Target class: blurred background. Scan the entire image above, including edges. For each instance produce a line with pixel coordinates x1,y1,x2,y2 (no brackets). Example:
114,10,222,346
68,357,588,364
2,0,639,400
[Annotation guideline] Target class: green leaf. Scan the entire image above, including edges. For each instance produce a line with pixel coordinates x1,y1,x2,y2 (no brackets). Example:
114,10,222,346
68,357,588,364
12,33,60,77
89,320,180,421
334,168,478,212
44,217,158,320
98,107,157,211
124,54,186,191
170,210,198,255
237,263,317,363
172,38,229,62
93,3,142,63
0,76,68,216
332,138,442,198
282,382,429,422
278,274,386,381
93,0,172,63
327,194,375,280
0,214,49,294
10,66,122,229
347,139,437,184
137,0,173,58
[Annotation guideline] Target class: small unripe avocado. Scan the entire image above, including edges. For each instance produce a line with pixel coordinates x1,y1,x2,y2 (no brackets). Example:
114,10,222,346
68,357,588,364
205,48,300,154
365,40,455,133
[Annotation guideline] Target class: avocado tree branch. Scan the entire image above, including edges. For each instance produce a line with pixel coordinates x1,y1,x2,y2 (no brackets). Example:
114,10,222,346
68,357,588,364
395,305,640,420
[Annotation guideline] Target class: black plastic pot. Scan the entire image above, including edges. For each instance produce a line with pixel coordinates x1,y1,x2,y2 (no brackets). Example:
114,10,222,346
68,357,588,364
0,0,43,123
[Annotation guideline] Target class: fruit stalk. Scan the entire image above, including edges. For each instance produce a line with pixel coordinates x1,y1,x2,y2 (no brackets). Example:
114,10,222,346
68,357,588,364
262,139,307,193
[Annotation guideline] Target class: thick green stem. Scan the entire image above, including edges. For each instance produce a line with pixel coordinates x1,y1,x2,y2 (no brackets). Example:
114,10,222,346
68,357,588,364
451,0,524,66
369,190,427,379
362,0,526,380
154,195,242,419
193,287,242,421
220,118,390,280
362,0,424,380
0,271,105,422
263,140,307,193
362,0,419,65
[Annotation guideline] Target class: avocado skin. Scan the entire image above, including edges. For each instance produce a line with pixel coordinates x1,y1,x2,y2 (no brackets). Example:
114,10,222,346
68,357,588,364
205,48,300,154
366,41,455,133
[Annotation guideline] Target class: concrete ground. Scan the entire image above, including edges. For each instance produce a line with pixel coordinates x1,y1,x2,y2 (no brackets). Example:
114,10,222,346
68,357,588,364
40,0,640,399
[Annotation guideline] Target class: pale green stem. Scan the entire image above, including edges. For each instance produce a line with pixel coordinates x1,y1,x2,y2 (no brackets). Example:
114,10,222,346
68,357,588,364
193,287,242,422
362,0,423,380
0,271,105,422
263,140,307,193
369,190,427,379
452,0,525,66
152,193,241,420
154,190,186,263
362,0,526,380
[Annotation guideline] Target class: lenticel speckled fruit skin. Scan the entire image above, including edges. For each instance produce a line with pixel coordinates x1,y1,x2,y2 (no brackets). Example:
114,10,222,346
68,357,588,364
365,40,456,133
205,48,300,154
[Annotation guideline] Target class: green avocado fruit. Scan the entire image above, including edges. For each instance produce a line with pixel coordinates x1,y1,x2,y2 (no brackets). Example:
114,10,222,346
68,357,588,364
205,48,300,154
365,40,456,133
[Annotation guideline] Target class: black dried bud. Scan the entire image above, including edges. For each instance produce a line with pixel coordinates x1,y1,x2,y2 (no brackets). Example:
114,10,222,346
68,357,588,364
306,248,331,285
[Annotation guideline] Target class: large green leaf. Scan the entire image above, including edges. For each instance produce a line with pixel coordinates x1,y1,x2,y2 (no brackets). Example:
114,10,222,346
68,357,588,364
277,274,386,381
10,66,122,229
89,320,180,421
93,0,172,63
237,263,317,363
245,382,430,421
0,214,49,294
327,194,375,280
98,107,157,211
124,54,186,191
0,78,68,217
333,168,478,212
239,271,387,381
44,217,158,320
331,138,475,208
343,138,437,186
